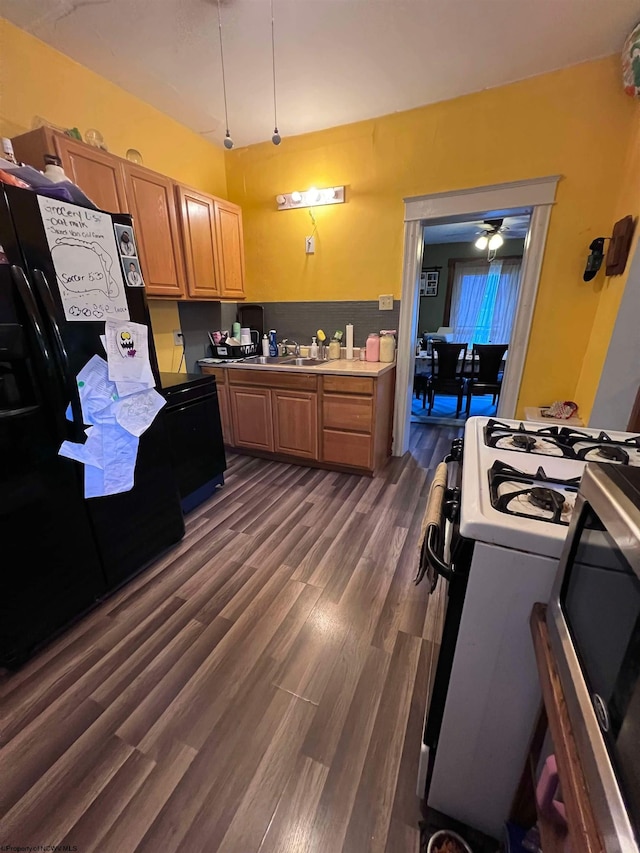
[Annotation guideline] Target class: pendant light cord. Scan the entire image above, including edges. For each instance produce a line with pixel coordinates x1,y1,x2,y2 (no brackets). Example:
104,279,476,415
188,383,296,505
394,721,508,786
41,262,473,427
271,0,278,132
217,0,231,137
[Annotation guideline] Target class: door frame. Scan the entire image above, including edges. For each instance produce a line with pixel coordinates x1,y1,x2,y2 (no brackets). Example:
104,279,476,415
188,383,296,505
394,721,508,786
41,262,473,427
393,176,560,455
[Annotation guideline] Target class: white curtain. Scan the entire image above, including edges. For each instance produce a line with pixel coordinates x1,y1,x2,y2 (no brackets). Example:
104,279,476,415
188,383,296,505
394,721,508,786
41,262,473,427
449,258,521,345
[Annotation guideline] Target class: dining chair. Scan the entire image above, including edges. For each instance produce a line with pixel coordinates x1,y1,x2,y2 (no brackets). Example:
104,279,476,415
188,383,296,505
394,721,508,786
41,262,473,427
465,343,509,416
427,341,468,417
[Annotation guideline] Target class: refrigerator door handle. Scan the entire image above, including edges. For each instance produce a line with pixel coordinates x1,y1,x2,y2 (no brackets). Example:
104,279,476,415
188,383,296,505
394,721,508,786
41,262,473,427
10,265,55,369
31,268,85,439
0,405,40,420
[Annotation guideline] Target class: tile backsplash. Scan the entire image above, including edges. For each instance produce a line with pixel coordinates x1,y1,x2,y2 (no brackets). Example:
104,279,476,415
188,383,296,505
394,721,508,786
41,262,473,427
262,301,400,347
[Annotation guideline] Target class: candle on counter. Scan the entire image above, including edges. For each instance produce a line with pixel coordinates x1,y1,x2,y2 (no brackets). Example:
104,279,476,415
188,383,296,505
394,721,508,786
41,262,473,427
345,323,354,360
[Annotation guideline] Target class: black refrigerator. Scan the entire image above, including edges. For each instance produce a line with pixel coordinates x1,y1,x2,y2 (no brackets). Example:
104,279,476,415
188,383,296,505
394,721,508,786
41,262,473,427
0,184,185,668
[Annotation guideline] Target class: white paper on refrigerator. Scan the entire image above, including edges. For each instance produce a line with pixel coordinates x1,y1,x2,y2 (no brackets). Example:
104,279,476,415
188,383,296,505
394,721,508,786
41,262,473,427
114,388,166,437
37,197,129,322
105,319,150,383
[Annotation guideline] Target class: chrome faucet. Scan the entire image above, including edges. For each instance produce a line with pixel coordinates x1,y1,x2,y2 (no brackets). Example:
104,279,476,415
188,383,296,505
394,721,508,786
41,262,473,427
279,338,300,356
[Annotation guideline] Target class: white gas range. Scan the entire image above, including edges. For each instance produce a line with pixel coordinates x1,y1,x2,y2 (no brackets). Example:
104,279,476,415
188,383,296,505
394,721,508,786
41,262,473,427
421,416,640,840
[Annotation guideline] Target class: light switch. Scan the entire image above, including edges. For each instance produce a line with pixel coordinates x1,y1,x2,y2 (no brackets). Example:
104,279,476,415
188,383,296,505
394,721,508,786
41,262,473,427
379,294,393,310
305,236,315,254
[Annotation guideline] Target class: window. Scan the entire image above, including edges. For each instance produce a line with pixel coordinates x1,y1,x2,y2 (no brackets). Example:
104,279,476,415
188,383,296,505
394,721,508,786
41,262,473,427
448,258,522,344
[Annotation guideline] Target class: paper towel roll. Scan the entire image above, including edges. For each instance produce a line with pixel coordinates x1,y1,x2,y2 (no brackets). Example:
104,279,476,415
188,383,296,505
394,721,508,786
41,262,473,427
346,323,354,360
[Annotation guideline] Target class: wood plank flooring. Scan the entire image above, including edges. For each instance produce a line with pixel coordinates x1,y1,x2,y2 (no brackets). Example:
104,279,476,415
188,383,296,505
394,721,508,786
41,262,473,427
0,423,460,853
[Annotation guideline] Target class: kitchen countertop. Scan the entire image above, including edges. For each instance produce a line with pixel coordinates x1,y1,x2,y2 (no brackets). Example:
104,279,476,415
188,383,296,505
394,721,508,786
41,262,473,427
198,358,396,378
159,371,215,391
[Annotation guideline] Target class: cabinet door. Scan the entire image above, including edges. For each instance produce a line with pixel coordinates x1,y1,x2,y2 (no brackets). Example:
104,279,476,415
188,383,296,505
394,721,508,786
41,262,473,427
229,386,273,451
177,185,221,299
214,199,245,299
56,137,128,213
124,164,186,298
273,390,318,460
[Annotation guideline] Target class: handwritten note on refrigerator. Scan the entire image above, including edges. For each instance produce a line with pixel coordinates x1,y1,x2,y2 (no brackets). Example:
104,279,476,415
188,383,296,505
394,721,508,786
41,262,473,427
37,197,130,322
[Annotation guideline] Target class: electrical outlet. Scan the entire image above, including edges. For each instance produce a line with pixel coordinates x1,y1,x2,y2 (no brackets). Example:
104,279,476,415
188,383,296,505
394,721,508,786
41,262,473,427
173,330,184,346
379,294,393,311
305,236,315,254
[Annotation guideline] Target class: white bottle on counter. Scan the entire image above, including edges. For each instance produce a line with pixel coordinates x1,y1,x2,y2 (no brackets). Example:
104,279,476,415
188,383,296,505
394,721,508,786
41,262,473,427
262,334,269,357
310,336,318,358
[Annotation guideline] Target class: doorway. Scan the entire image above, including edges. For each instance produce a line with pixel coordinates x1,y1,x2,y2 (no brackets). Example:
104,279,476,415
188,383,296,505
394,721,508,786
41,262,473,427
412,212,530,425
393,176,559,456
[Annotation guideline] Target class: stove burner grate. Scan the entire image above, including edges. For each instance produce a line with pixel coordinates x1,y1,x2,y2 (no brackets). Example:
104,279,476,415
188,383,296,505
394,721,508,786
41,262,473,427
484,419,640,465
489,460,579,525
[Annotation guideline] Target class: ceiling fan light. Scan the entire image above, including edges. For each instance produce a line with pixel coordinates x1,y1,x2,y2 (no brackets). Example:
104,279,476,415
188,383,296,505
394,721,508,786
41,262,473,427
475,235,488,250
488,232,504,250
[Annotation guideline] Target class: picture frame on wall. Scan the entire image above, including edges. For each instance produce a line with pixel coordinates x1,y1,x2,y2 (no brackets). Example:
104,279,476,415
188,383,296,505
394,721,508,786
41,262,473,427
420,269,439,297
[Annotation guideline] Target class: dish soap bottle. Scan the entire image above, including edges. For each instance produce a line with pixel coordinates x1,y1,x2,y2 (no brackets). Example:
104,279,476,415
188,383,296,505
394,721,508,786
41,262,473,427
262,334,269,357
310,336,319,358
268,330,278,357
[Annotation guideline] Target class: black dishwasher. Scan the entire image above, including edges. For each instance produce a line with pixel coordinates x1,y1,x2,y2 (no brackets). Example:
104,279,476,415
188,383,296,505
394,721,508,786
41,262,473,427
159,373,226,513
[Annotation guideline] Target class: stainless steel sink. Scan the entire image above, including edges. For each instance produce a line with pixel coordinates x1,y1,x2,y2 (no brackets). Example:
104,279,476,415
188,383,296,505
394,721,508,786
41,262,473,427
251,355,296,364
281,357,325,366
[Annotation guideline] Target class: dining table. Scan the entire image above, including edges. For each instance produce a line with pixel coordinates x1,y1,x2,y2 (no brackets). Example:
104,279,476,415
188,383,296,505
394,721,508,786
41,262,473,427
414,349,507,376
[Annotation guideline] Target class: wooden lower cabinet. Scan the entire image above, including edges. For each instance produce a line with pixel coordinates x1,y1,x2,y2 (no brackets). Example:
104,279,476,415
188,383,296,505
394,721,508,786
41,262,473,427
229,386,274,451
201,366,395,473
273,390,318,460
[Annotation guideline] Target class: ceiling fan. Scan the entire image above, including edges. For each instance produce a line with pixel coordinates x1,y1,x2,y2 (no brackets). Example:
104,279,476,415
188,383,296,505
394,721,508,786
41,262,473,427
474,218,509,254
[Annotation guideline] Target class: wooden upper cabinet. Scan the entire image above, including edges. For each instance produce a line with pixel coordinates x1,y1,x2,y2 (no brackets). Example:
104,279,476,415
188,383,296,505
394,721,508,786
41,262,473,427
176,185,220,299
214,199,245,299
11,128,127,214
11,129,246,302
56,137,128,214
124,164,186,299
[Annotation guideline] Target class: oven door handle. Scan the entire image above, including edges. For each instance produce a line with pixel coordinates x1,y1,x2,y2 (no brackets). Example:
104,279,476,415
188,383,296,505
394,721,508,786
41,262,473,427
415,461,454,589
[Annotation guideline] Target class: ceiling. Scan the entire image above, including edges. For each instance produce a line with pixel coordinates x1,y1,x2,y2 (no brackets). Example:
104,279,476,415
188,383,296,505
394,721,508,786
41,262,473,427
423,214,531,244
3,0,639,148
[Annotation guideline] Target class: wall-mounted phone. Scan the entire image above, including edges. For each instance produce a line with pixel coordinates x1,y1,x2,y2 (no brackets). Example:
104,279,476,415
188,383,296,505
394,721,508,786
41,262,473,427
583,237,606,282
583,215,636,282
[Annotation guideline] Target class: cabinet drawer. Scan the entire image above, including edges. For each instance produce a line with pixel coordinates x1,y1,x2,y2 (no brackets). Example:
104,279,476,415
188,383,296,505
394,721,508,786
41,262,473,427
323,394,373,434
323,375,374,395
322,429,372,470
228,369,317,391
200,366,228,384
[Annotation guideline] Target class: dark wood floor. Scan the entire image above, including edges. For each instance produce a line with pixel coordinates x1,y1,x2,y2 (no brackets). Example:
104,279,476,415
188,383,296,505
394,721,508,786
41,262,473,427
0,423,460,853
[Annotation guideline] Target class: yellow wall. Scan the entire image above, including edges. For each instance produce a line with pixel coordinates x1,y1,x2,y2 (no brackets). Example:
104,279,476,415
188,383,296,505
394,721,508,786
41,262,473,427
226,57,638,415
0,17,227,372
574,109,640,421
